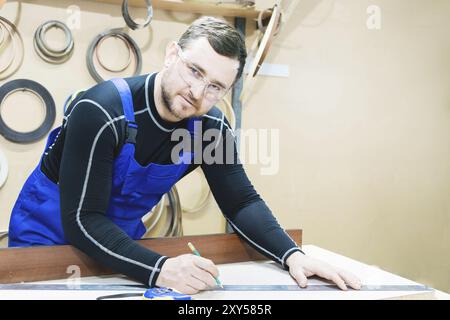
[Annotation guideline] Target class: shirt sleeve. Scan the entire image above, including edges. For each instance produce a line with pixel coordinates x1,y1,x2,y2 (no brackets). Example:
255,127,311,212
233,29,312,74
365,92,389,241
200,114,304,270
58,100,168,287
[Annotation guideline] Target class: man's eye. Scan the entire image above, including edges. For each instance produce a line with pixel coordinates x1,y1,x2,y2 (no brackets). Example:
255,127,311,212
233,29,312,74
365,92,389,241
189,67,202,78
209,84,221,92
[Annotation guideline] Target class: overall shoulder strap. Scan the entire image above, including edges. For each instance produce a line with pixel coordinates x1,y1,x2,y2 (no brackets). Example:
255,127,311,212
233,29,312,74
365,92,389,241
110,78,137,144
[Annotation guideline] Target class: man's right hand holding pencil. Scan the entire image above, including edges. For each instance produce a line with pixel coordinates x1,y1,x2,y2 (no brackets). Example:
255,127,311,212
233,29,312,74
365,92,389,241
156,254,221,295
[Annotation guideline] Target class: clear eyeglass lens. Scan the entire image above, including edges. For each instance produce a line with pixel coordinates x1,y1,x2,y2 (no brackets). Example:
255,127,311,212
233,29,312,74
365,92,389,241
178,55,226,101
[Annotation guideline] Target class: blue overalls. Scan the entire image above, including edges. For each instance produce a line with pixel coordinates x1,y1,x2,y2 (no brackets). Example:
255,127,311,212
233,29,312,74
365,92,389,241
8,78,198,247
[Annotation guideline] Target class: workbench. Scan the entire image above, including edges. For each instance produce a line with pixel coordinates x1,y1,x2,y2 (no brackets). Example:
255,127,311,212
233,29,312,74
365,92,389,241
0,243,447,300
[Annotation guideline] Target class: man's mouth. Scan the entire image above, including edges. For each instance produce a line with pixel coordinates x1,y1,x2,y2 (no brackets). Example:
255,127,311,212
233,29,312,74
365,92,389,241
180,95,195,108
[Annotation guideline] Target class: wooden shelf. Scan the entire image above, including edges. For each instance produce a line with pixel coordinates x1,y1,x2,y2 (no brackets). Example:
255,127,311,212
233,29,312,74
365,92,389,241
92,0,268,19
1,0,270,19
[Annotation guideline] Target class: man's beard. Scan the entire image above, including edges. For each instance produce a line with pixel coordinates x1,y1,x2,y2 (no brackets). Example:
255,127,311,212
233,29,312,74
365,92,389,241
161,84,185,121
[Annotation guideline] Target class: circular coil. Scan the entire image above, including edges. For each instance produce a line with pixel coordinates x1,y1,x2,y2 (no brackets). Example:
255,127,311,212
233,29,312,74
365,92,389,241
0,79,56,143
0,25,5,47
95,33,132,72
122,0,153,30
141,186,183,238
0,16,24,80
0,21,16,74
87,28,142,83
33,20,74,64
257,6,282,36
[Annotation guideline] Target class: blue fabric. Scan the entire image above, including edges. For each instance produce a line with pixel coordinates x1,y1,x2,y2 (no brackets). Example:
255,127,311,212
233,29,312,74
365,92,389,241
111,78,135,123
9,78,199,247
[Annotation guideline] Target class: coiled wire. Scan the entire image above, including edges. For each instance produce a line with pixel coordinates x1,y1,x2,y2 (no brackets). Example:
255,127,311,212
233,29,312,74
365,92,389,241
141,186,183,238
87,28,142,83
0,16,24,80
122,0,153,30
33,20,74,64
95,34,132,72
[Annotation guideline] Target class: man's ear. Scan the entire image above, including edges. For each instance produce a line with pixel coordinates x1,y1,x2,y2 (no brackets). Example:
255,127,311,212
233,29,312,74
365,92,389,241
163,41,178,68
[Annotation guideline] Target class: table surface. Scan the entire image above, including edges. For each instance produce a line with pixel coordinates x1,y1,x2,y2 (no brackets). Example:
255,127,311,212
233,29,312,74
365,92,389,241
0,245,448,300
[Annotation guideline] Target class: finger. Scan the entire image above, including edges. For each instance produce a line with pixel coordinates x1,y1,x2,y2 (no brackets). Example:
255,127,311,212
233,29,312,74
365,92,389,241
192,256,220,278
191,267,217,288
338,269,362,290
317,269,348,291
292,269,308,288
187,275,209,291
330,273,348,291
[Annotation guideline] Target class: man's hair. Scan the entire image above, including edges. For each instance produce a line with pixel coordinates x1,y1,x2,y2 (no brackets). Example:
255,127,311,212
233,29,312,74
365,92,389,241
178,16,247,83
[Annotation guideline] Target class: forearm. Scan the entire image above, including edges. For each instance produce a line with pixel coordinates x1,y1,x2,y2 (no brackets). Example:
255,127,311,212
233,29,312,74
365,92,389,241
62,209,168,287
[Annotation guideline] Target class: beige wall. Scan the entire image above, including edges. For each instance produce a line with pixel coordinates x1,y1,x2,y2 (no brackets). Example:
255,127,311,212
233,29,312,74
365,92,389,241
0,0,448,293
243,0,449,293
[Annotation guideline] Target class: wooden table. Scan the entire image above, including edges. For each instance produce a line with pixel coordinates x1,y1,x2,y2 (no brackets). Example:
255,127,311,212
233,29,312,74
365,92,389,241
0,243,447,300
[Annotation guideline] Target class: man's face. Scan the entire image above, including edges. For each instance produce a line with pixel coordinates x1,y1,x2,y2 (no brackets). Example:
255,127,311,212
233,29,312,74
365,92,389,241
160,37,239,120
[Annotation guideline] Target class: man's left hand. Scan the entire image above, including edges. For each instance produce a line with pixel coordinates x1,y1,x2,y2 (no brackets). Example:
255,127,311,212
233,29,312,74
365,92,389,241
286,251,362,291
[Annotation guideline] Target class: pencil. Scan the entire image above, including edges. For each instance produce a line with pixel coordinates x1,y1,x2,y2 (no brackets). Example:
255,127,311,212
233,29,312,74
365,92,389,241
187,242,223,288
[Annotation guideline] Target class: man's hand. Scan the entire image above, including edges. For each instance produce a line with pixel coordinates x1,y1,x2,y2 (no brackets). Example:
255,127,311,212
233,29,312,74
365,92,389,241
286,251,362,291
155,254,220,294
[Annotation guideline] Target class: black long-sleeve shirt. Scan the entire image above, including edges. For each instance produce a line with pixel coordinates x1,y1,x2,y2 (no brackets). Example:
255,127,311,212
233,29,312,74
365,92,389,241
40,72,303,287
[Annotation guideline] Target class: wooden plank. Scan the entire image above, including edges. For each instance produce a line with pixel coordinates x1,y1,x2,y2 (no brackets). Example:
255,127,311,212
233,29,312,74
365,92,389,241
0,229,301,284
91,0,268,19
2,0,270,18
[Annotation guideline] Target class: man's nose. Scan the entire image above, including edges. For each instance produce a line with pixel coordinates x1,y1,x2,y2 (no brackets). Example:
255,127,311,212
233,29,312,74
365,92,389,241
189,82,205,100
